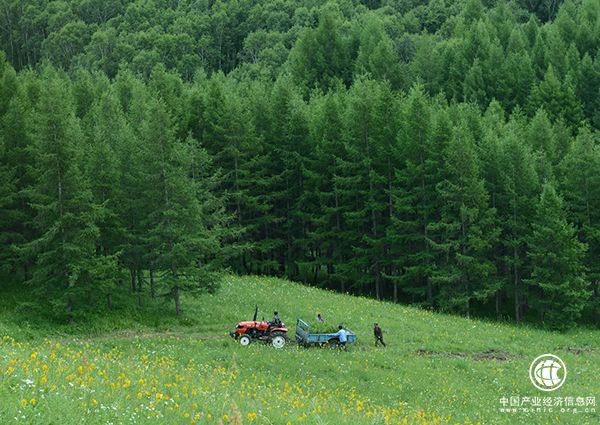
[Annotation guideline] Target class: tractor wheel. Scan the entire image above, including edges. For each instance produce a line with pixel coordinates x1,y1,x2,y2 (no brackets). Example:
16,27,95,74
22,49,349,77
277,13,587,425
239,335,251,346
271,332,286,349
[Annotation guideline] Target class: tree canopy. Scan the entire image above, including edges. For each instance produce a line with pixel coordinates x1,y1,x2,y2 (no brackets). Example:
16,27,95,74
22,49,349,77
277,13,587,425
0,0,599,328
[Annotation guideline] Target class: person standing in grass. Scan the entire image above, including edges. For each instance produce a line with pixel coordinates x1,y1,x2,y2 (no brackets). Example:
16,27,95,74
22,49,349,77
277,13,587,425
374,323,386,347
317,313,324,323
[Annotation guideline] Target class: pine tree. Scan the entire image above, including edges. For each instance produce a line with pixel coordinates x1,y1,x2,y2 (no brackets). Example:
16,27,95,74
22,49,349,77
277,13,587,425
527,108,558,163
23,67,115,320
501,51,534,112
577,54,600,125
354,14,403,88
338,78,390,299
526,183,588,328
200,77,260,274
304,91,347,288
138,98,227,316
0,132,17,275
478,102,506,319
528,65,584,129
429,120,498,317
559,127,600,324
82,90,131,306
388,84,444,305
289,11,351,91
463,59,487,106
498,122,539,322
255,77,312,279
0,89,35,278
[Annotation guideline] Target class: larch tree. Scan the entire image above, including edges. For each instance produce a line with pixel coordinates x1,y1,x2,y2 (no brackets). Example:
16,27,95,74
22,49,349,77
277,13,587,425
429,119,498,317
23,67,116,320
138,98,227,316
559,127,600,324
526,183,588,328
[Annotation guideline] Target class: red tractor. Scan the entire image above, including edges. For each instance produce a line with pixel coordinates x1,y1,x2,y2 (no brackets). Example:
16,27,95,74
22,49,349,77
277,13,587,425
229,307,288,348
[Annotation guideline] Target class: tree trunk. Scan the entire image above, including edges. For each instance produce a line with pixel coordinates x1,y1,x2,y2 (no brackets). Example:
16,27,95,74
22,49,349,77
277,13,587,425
67,297,74,324
393,281,398,303
466,296,470,319
593,280,598,325
174,286,181,317
150,269,155,300
130,268,137,293
375,265,381,300
426,277,433,305
514,244,520,323
107,293,113,309
495,290,501,321
137,268,143,306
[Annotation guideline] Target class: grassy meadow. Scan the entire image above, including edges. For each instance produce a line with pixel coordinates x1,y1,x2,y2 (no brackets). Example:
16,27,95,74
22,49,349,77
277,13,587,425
1,275,599,425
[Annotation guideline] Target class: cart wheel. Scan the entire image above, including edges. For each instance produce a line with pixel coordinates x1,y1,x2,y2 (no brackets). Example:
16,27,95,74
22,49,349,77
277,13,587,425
239,335,251,346
328,339,340,348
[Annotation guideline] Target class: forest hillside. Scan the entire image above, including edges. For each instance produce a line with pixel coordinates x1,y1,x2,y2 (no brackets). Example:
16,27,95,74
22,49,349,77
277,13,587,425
0,0,599,329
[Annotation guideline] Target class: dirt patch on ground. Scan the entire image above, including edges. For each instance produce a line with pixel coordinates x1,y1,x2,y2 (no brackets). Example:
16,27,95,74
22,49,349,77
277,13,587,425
417,348,511,361
566,346,598,355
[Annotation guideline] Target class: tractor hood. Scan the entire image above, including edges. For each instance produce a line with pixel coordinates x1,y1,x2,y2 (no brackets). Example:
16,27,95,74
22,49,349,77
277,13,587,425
233,321,288,332
237,320,268,327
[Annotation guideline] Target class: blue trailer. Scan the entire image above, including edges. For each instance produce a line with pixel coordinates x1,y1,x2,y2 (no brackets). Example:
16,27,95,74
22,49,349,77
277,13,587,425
295,318,357,347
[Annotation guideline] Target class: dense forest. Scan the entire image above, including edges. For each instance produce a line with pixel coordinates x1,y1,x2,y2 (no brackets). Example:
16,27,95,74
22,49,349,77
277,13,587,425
0,0,599,329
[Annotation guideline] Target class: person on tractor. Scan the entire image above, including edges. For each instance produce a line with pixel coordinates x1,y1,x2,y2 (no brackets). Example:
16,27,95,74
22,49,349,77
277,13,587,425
270,311,281,327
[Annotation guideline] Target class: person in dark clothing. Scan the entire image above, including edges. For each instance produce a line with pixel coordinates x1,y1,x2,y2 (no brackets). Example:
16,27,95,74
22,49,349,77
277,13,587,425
374,323,386,347
270,311,281,326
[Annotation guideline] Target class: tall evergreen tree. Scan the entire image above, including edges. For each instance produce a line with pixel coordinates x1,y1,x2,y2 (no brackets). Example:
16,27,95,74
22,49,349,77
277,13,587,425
559,127,600,324
389,84,445,305
304,91,347,287
429,120,498,317
339,78,390,299
138,99,227,316
82,90,132,305
289,11,351,91
526,183,588,328
23,67,116,320
498,123,539,322
0,88,34,278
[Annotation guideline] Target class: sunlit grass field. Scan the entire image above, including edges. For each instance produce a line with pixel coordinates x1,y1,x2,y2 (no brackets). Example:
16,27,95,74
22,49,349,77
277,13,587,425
1,275,599,424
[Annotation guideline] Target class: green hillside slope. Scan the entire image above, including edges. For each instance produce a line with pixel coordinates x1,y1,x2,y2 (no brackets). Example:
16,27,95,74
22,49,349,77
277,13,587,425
1,275,599,424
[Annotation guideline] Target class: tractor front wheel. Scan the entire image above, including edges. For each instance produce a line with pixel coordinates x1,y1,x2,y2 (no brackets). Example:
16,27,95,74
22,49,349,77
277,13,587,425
271,332,286,349
239,335,251,346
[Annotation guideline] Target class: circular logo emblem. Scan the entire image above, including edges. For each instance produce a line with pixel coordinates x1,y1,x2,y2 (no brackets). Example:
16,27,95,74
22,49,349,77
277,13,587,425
529,354,567,391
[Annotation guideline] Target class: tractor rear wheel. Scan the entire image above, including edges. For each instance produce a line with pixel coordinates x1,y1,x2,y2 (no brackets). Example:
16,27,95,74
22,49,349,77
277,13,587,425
271,332,286,349
239,335,251,346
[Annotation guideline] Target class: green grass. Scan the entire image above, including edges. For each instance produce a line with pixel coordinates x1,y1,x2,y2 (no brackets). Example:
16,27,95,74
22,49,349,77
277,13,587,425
0,275,599,424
